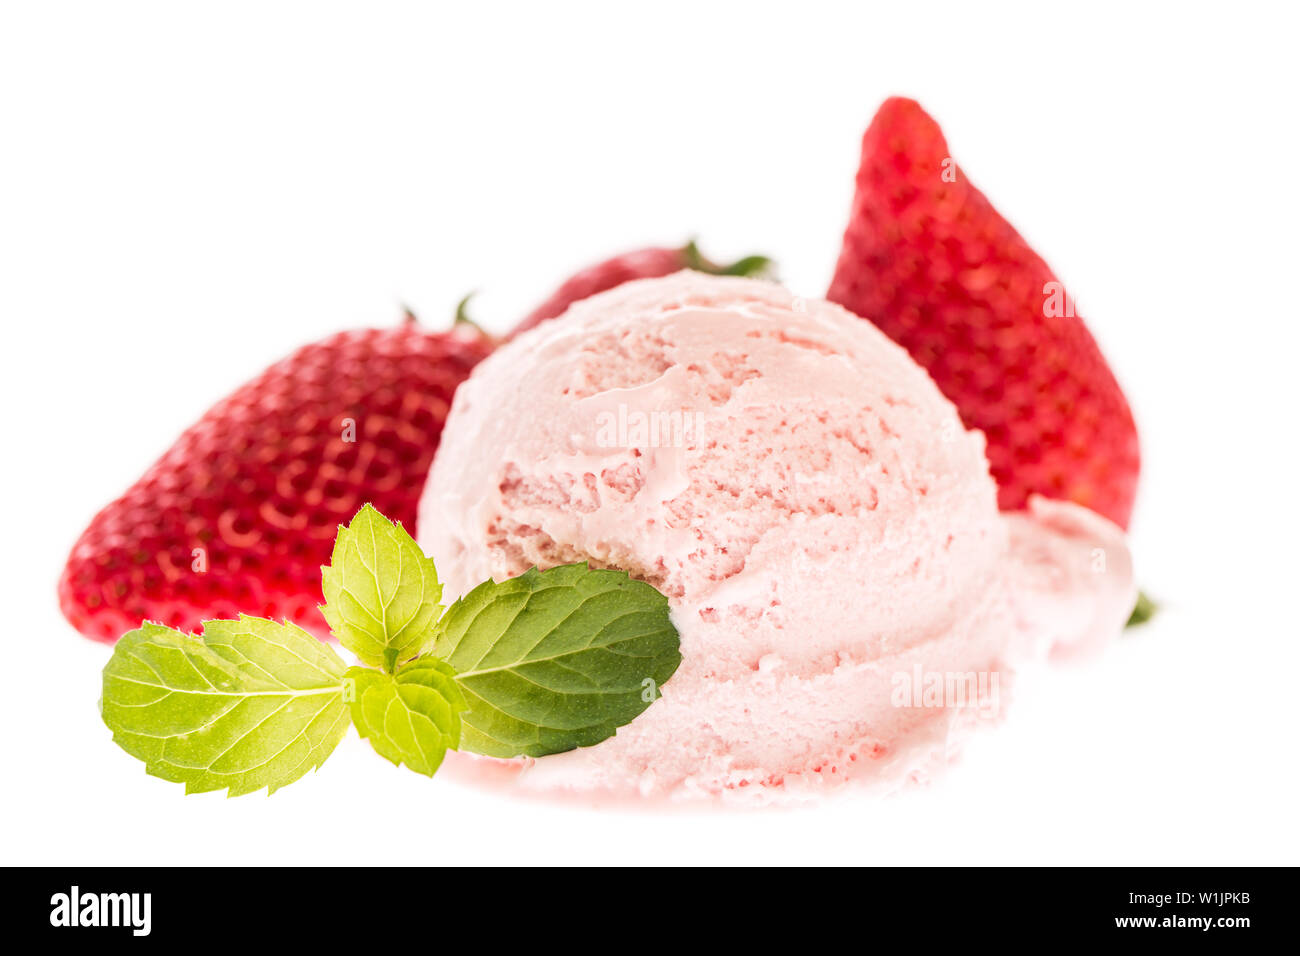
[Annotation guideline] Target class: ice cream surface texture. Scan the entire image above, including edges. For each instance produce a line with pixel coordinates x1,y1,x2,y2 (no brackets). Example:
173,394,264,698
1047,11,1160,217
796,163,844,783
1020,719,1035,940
418,272,1135,802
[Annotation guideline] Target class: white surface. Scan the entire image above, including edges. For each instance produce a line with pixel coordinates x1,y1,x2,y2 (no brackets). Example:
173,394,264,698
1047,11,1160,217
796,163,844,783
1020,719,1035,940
1,1,1297,865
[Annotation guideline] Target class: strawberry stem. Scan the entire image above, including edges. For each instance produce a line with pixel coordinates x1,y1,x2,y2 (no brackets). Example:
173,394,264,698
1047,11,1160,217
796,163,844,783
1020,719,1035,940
452,292,491,337
1126,590,1157,628
454,292,477,326
681,240,775,280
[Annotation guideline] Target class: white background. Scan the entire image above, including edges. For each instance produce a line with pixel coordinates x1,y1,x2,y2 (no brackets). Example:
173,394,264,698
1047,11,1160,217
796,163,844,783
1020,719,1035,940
2,2,1297,866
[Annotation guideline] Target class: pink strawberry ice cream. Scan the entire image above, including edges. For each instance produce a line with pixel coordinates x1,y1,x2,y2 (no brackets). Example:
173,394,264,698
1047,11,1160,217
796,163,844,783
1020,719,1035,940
418,272,1135,802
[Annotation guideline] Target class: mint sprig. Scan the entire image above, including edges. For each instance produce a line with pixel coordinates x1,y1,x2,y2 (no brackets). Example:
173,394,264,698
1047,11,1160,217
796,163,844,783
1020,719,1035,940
435,565,681,758
344,659,465,777
321,503,444,670
99,506,681,796
101,618,351,796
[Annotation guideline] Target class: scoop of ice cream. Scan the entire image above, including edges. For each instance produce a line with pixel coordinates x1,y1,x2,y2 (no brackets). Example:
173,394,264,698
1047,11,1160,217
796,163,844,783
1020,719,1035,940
419,272,1135,802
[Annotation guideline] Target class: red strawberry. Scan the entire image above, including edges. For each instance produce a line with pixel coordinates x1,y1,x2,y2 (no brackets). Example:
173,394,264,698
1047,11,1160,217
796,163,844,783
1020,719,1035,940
59,315,494,643
828,97,1139,528
510,240,772,337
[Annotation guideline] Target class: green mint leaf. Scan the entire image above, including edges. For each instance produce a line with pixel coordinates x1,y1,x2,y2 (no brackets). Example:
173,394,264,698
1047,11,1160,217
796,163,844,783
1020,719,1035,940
101,617,350,796
320,503,444,670
433,563,682,758
344,658,466,776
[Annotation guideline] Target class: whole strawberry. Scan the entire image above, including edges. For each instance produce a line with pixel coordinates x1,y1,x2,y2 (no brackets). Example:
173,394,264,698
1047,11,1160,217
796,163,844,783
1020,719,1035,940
59,316,494,643
510,240,772,338
828,97,1140,528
